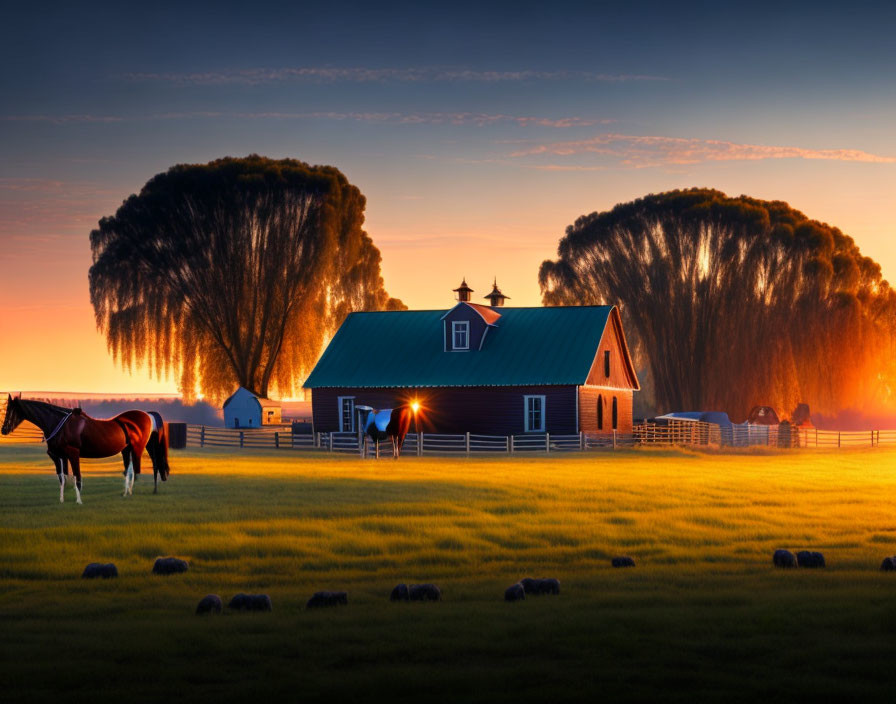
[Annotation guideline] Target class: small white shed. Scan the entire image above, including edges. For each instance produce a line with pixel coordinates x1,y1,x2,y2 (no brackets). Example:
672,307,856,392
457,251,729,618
222,387,282,428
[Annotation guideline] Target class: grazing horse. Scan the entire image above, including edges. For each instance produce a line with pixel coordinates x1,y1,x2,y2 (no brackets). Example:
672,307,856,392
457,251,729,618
357,403,416,459
1,395,170,503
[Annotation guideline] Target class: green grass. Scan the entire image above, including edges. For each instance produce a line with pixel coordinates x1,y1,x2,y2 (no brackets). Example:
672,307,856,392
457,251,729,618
2,445,896,703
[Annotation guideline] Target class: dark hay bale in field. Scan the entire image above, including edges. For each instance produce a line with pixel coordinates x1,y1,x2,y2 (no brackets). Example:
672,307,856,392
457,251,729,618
796,551,826,568
409,583,441,601
880,556,896,571
390,583,410,601
773,550,797,568
520,577,560,595
195,594,222,615
520,578,538,594
228,593,272,612
505,583,525,602
81,563,118,579
612,556,636,568
152,557,189,575
306,591,348,609
538,578,560,595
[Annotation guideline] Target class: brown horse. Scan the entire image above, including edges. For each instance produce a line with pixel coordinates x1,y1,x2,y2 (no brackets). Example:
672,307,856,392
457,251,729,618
1,395,170,503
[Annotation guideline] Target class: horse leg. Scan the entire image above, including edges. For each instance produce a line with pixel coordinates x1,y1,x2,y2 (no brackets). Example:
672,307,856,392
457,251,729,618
121,447,132,497
130,451,143,495
48,451,65,503
67,449,82,505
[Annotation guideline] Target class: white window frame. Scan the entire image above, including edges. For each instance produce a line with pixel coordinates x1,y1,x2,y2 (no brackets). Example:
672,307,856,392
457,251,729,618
524,395,546,433
338,396,355,432
452,320,470,350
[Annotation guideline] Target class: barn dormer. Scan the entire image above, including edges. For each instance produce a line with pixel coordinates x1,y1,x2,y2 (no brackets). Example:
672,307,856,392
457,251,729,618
441,288,502,352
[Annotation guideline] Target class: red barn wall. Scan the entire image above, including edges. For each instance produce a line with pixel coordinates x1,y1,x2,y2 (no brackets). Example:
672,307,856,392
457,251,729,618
578,387,633,434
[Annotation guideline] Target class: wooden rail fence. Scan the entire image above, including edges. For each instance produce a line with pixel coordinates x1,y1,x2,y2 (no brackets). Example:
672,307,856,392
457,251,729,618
3,419,896,454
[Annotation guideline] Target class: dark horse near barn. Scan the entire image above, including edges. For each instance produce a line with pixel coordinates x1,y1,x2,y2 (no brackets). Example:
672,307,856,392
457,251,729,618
1,395,170,503
357,402,417,459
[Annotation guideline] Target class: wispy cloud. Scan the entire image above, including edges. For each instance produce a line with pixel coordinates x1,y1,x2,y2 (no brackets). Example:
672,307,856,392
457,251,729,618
4,111,612,129
2,114,124,125
121,67,667,85
509,133,896,166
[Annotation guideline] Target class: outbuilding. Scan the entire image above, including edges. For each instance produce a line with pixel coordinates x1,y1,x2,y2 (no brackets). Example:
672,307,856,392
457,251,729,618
303,280,640,436
222,387,281,428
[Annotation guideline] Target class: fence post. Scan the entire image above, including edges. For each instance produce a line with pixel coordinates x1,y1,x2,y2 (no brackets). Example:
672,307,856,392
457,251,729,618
871,430,875,448
506,436,511,454
275,432,279,449
200,426,205,448
375,438,380,459
465,432,471,457
328,431,333,453
509,436,514,455
418,432,423,456
838,431,841,448
239,431,244,448
545,432,550,453
612,430,617,450
580,431,584,451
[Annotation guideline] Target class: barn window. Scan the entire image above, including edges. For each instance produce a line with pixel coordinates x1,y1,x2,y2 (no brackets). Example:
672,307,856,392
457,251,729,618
338,396,355,432
452,321,470,350
524,395,546,432
597,395,603,430
612,396,618,430
604,350,611,378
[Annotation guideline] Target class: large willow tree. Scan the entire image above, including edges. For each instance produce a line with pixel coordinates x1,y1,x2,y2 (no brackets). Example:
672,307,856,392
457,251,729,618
539,188,896,420
90,155,404,402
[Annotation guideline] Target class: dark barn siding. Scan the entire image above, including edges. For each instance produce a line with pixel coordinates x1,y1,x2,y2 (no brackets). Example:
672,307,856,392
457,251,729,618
312,386,578,435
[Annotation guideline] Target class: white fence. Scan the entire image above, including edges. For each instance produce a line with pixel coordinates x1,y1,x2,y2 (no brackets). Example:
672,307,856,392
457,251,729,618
4,419,895,454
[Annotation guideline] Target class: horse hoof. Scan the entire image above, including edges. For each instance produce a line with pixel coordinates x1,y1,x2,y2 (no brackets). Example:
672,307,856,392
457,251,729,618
76,499,83,505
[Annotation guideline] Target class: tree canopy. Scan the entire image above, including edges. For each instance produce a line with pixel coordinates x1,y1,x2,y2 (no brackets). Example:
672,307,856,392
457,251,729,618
539,188,896,420
90,155,404,402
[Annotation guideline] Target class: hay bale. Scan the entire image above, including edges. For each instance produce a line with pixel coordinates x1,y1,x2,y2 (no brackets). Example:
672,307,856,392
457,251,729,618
773,549,797,568
611,556,636,568
306,591,348,609
409,583,441,601
520,578,539,594
152,557,189,575
538,578,560,595
81,562,118,579
390,583,410,601
504,583,525,602
880,556,896,571
227,593,272,612
195,594,223,615
520,577,560,595
796,551,826,568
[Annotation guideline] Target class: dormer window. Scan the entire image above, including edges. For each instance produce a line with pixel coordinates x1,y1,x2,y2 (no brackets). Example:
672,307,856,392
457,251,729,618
452,321,470,350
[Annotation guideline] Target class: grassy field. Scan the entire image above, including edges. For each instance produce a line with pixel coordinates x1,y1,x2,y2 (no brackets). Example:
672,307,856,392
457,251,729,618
1,445,896,703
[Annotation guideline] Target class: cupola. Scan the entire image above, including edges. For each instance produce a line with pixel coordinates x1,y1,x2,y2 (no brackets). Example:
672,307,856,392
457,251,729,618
484,278,510,307
453,278,474,303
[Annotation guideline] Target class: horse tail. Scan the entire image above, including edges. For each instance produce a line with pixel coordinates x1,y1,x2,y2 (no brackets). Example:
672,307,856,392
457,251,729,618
147,411,170,479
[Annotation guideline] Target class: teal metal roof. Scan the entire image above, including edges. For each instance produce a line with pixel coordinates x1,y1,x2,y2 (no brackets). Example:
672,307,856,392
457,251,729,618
303,306,614,388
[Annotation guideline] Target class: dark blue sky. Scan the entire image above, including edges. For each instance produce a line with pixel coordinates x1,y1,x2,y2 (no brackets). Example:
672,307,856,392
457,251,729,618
1,0,894,390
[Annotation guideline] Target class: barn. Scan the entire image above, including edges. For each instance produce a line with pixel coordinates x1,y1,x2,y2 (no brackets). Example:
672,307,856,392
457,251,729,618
303,281,639,436
222,387,282,428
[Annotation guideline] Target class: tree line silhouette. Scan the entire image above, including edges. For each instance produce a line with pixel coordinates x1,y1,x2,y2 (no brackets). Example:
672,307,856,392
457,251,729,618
540,188,896,420
90,156,402,402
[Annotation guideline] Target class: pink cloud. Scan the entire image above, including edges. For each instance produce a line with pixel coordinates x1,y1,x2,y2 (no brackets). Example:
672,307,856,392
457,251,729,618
509,133,896,166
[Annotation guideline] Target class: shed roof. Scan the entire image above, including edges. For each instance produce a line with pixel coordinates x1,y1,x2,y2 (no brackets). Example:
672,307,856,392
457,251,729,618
304,306,628,388
222,387,280,408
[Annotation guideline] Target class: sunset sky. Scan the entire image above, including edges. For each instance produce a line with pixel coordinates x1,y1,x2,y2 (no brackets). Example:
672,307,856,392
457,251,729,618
1,1,894,395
